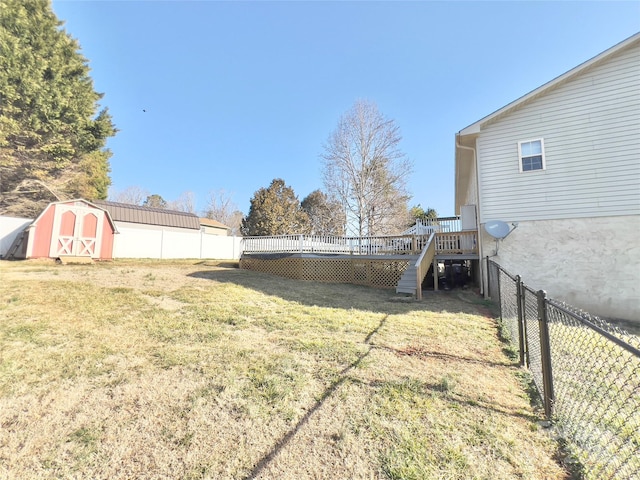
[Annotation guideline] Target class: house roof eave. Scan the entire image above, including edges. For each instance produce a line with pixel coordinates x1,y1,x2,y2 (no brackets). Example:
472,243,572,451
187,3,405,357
459,32,640,135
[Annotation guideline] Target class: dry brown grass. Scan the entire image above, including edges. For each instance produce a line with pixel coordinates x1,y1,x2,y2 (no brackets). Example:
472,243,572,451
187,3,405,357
0,259,568,479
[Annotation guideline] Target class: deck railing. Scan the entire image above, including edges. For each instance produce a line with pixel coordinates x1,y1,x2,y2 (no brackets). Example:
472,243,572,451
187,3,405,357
435,231,478,255
242,230,478,256
405,217,462,234
242,234,431,256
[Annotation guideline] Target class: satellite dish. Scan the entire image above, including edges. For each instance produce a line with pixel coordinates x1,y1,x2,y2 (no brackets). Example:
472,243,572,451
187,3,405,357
485,220,511,239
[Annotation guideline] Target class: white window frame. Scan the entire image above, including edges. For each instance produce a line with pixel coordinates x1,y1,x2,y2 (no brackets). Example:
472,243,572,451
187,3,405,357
518,138,546,173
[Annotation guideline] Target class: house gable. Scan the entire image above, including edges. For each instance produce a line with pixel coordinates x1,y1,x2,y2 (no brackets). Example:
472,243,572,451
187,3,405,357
459,33,640,136
456,33,640,223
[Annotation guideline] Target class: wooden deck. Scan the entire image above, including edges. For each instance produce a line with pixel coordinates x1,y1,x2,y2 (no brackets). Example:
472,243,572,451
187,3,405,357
240,230,479,296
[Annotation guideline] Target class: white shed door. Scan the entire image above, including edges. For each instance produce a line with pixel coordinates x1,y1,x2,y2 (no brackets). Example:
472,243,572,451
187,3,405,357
49,205,104,257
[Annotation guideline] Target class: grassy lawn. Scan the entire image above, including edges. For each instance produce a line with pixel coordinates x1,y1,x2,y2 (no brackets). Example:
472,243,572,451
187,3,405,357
0,259,567,479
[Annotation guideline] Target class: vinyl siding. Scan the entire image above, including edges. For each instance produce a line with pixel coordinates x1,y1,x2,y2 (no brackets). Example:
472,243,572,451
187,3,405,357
476,42,640,222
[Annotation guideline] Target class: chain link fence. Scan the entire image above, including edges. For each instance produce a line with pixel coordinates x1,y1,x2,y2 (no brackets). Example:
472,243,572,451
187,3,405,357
487,259,640,479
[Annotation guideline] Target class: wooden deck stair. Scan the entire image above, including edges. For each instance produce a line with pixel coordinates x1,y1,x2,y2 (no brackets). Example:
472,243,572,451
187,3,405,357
396,260,419,295
395,232,437,299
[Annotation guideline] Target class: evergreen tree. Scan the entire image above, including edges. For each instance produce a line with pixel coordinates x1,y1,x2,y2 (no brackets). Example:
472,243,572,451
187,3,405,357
301,189,345,236
241,179,307,236
408,204,438,225
143,194,167,209
0,0,116,217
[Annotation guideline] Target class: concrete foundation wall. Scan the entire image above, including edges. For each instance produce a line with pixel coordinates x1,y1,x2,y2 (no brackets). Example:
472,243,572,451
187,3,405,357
483,215,640,322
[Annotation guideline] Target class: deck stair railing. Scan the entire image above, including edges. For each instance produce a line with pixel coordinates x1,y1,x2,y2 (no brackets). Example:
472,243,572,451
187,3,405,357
415,233,436,300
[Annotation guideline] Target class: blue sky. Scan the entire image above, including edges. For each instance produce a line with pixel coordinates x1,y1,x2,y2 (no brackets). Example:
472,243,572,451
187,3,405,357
51,1,639,218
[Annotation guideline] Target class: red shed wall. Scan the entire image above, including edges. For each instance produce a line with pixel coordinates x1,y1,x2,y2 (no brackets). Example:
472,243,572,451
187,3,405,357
30,205,55,258
100,212,115,260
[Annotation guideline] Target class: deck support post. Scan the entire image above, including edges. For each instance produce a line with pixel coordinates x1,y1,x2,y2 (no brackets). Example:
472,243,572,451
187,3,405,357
433,256,438,291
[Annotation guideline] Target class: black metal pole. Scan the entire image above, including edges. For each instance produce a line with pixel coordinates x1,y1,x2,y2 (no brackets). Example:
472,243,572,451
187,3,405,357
516,275,525,367
537,289,555,420
486,256,491,297
522,287,531,369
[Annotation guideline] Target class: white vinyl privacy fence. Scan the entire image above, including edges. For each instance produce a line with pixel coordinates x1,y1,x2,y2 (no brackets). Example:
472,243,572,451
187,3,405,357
112,223,241,260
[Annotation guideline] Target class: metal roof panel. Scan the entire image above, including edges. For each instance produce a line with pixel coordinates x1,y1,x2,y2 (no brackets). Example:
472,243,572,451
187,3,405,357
92,200,200,230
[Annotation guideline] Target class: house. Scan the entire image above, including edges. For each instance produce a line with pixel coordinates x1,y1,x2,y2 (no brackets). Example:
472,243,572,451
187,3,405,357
455,33,640,321
199,217,231,236
8,199,117,260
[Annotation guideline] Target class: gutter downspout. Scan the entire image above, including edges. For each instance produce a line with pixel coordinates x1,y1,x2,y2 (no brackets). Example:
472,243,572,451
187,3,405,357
456,133,486,297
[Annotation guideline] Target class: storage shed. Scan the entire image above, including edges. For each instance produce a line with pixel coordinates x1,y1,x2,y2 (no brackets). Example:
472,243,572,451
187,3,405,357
11,199,117,260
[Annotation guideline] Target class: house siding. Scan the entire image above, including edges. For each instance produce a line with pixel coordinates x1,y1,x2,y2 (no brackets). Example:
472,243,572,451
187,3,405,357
476,42,640,223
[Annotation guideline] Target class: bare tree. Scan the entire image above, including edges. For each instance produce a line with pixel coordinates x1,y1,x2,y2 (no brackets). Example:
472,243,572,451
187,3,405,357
108,186,149,205
321,100,412,237
204,189,243,235
167,191,196,213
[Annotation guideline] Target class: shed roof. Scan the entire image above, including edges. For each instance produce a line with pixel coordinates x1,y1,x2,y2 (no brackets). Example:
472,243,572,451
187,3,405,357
199,218,230,229
30,199,118,233
92,200,200,230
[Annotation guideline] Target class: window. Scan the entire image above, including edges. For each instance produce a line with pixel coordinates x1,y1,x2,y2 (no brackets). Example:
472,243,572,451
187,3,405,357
518,139,545,172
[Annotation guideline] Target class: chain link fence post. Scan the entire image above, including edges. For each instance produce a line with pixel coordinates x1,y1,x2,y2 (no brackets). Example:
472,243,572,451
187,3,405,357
537,289,555,420
515,275,525,367
485,256,490,297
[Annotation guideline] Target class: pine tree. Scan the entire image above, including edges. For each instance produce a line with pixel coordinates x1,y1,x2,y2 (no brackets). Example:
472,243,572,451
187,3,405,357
241,179,308,236
143,194,168,209
0,0,116,217
300,189,345,236
408,204,438,226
